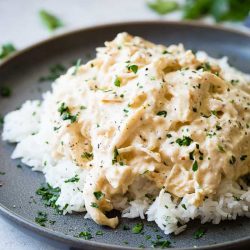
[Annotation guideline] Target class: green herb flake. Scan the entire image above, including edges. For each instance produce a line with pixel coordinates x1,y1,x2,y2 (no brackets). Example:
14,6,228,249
112,146,119,164
36,183,61,212
194,228,206,239
39,10,63,31
123,224,130,230
35,211,48,227
79,231,92,240
0,86,11,97
176,136,193,146
39,64,66,82
147,0,178,15
217,144,225,153
81,152,93,160
127,64,138,74
58,102,78,123
72,59,82,75
0,43,16,59
91,202,99,208
0,115,4,126
93,191,104,200
240,155,247,161
156,110,167,117
181,204,187,210
132,223,144,234
114,76,121,87
151,239,171,248
192,160,198,172
229,155,236,165
96,230,103,236
64,175,80,183
0,171,5,175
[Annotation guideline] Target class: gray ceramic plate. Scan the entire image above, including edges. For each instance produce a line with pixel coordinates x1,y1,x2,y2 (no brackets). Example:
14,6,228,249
0,21,250,250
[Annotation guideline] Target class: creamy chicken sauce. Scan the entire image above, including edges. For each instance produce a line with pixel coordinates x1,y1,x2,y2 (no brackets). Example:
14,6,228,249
44,33,250,228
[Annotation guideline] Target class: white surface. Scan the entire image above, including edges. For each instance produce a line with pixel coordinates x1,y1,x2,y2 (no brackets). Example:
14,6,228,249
0,0,248,249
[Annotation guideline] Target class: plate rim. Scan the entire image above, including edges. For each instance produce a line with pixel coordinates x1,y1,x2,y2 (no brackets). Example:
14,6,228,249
0,20,250,250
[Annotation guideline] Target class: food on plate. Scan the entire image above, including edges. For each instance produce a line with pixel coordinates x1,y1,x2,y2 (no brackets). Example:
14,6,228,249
2,33,250,234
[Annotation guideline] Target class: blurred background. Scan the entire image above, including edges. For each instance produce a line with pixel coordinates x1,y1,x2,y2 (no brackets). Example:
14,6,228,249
0,0,249,249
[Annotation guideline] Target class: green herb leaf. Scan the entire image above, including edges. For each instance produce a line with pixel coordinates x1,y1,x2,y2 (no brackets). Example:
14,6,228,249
36,183,61,212
240,155,247,161
176,136,193,146
35,211,48,227
147,0,178,15
0,86,11,97
114,76,121,87
39,10,63,31
112,147,119,164
156,110,167,117
151,240,171,248
194,228,206,239
127,64,138,74
132,223,143,234
93,191,104,200
58,102,78,123
192,160,198,172
72,59,82,75
81,152,93,160
39,64,66,82
79,231,92,240
0,43,16,59
64,175,80,183
217,144,225,153
96,230,104,236
229,155,236,165
91,202,99,208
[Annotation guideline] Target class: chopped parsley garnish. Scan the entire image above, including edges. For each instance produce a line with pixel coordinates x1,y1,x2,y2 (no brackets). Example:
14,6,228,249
93,191,104,200
96,230,104,236
114,76,121,87
81,152,93,160
0,43,16,59
35,211,48,227
91,202,99,208
156,110,167,117
181,204,187,210
151,239,171,248
189,150,195,160
192,160,198,172
147,0,178,15
229,155,236,165
64,175,80,183
39,64,66,82
240,155,247,161
194,228,206,239
197,62,211,71
0,86,11,97
217,144,225,153
166,133,172,138
36,183,61,211
112,147,119,164
176,136,193,146
39,10,63,31
211,110,218,116
123,225,130,230
132,223,144,234
58,102,78,123
127,64,138,74
72,59,81,75
0,115,4,126
79,231,92,240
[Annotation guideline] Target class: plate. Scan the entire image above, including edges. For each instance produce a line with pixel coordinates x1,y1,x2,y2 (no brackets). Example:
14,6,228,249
0,21,250,250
